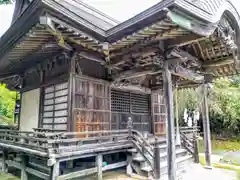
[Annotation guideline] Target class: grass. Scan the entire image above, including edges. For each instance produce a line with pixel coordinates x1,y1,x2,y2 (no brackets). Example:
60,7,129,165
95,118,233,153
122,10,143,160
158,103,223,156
0,173,19,180
198,138,240,179
199,154,240,180
198,138,240,154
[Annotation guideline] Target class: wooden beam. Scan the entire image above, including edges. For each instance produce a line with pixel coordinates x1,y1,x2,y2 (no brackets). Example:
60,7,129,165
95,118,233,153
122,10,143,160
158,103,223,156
109,46,161,69
171,66,203,83
113,68,163,82
168,48,201,67
6,160,23,169
114,70,153,81
112,64,202,85
163,61,176,180
202,58,234,68
79,52,105,65
57,161,127,180
167,33,205,47
26,167,49,180
6,160,49,180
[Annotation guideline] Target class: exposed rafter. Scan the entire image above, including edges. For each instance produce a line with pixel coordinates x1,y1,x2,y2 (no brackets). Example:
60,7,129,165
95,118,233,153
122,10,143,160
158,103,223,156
202,58,234,68
167,33,206,48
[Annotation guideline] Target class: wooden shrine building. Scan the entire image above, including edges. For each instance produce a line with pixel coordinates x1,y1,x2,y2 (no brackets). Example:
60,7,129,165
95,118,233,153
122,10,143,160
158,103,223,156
0,0,240,180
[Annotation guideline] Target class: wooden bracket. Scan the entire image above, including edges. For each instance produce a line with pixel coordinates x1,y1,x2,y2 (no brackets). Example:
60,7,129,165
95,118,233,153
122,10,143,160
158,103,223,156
40,15,73,51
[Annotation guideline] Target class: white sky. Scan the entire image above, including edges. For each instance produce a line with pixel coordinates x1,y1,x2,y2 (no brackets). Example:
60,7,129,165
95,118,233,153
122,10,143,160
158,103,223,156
0,0,240,36
0,4,14,36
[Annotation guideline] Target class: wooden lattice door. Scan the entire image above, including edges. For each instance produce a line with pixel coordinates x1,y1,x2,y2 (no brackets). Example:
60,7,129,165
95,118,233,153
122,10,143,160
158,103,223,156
152,91,166,136
74,77,110,137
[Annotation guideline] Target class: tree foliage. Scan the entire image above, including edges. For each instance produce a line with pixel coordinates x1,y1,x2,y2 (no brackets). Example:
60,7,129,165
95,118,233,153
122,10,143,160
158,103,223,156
0,84,16,125
0,0,11,4
176,77,240,136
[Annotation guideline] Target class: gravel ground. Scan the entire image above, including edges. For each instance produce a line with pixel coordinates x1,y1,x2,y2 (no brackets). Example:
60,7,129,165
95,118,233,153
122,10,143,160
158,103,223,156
182,163,237,180
0,163,237,180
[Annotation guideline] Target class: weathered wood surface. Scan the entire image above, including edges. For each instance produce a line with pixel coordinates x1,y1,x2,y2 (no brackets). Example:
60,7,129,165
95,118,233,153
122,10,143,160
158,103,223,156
20,154,28,180
0,129,147,160
56,161,127,180
202,83,212,167
2,150,8,173
163,61,176,180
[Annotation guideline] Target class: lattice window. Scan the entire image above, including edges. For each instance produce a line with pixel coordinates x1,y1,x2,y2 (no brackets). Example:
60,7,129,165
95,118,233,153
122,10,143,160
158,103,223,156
111,89,150,132
131,92,149,114
111,90,130,113
152,91,166,136
41,82,68,131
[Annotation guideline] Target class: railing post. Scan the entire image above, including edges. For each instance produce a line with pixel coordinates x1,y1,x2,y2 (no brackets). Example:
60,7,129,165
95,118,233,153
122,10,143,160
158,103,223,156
154,139,161,180
1,149,8,173
127,117,133,140
126,116,134,176
96,154,103,180
193,129,199,163
20,154,29,180
50,161,60,180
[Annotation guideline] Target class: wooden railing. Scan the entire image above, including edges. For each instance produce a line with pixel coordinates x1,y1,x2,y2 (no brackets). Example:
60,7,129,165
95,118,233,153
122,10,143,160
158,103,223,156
0,129,131,158
131,130,154,168
180,126,199,163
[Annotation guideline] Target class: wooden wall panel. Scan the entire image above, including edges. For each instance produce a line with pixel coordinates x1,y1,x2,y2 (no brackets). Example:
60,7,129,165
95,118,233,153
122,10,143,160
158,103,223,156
41,82,68,131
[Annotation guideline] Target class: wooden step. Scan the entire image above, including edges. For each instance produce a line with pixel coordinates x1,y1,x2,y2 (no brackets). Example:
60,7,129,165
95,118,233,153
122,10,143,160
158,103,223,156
132,148,188,165
133,156,145,162
128,144,182,154
141,165,152,172
140,155,193,174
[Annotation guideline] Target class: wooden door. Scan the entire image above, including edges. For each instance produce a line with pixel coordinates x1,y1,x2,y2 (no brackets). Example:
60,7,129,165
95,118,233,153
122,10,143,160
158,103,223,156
74,77,110,137
152,91,166,136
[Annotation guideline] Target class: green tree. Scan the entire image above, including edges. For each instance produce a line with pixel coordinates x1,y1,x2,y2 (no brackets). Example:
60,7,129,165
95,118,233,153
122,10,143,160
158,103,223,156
0,0,11,4
0,84,17,124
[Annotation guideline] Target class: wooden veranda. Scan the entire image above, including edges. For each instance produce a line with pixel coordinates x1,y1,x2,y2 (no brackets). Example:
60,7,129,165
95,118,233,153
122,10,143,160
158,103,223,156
0,0,240,180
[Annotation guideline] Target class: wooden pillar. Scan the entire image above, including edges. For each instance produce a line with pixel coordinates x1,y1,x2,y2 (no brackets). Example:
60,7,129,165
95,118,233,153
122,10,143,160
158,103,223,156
50,161,60,180
2,150,8,172
163,62,176,180
202,83,212,168
68,52,77,132
96,154,103,180
126,154,133,175
154,142,161,180
20,154,28,180
174,86,181,146
193,130,200,163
